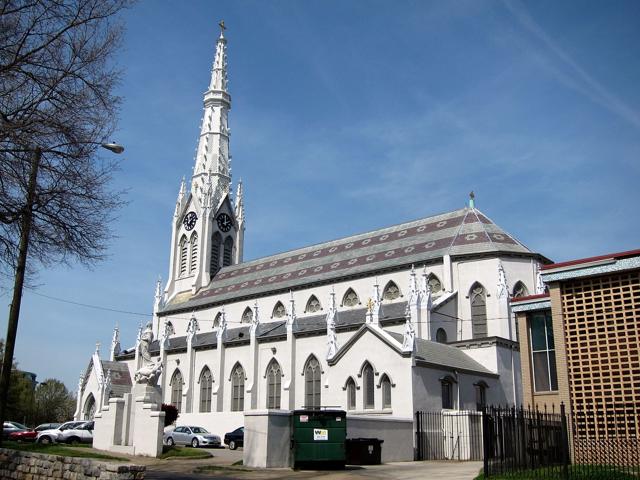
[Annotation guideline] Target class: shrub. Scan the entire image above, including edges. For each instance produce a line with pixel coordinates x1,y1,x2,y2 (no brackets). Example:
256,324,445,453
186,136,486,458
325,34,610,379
161,404,178,426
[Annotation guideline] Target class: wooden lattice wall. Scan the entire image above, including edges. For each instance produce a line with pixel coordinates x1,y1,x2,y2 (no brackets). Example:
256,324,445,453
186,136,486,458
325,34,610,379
561,271,640,466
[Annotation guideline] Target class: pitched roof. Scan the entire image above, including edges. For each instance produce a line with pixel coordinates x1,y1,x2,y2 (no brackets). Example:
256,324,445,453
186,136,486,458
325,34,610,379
100,360,132,397
163,207,540,313
115,301,410,359
387,332,494,376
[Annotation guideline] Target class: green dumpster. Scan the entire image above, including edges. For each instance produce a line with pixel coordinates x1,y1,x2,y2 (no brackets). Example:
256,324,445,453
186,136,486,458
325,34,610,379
292,409,346,468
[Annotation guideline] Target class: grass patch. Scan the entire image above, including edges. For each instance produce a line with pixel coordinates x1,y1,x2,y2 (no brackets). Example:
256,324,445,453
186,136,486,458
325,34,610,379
232,460,243,466
159,446,212,459
2,441,128,462
475,465,638,480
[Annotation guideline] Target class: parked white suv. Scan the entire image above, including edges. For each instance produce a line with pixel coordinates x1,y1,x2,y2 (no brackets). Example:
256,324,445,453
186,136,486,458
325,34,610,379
57,421,94,445
36,421,85,444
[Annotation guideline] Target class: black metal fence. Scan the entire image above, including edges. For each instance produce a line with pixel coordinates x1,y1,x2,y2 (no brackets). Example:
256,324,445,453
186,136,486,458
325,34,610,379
414,405,640,478
415,410,483,461
482,405,568,477
482,403,640,479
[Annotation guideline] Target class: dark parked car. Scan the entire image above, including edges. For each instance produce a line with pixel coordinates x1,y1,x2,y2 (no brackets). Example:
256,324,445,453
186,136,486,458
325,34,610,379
8,423,60,442
224,427,244,450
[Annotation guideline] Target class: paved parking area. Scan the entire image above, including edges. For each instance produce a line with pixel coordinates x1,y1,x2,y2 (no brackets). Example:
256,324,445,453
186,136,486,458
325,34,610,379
141,454,482,480
87,445,482,480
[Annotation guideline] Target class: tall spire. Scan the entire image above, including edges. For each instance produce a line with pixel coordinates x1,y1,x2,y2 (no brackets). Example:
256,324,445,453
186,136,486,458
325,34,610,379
192,20,232,208
210,21,228,91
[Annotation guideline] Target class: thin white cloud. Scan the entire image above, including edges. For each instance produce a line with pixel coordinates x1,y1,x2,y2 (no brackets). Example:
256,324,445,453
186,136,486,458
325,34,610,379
503,0,640,131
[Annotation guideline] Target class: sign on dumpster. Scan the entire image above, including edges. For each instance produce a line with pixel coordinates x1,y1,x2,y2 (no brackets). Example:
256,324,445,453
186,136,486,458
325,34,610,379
313,429,328,441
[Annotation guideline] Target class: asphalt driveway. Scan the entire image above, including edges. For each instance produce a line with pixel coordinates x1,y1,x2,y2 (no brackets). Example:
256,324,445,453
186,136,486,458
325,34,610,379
143,458,483,480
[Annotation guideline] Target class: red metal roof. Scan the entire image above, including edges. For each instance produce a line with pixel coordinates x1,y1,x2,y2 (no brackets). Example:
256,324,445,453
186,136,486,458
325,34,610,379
540,248,640,271
510,293,550,304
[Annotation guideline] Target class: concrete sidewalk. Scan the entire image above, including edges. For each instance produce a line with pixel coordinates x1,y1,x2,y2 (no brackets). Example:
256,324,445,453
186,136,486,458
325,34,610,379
143,457,482,480
87,446,482,479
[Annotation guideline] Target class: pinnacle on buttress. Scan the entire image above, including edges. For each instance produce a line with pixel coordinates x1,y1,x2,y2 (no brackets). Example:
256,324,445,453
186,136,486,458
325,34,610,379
154,277,162,299
178,177,186,200
235,180,244,223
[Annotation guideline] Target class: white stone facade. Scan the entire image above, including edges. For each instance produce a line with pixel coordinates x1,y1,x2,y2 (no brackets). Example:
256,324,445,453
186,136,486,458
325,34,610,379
77,26,548,458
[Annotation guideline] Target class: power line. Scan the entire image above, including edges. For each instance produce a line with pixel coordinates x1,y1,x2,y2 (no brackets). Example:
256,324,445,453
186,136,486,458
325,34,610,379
27,290,152,318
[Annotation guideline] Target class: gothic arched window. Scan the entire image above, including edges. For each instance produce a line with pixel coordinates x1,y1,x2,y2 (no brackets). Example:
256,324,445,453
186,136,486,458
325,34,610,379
304,356,322,408
210,232,222,276
362,362,375,409
470,282,487,339
178,235,188,277
170,370,183,412
512,281,529,299
346,377,356,410
231,364,245,411
342,288,359,307
223,236,234,267
305,295,321,313
272,301,286,319
428,274,442,296
83,394,96,421
441,376,455,409
383,281,401,301
189,232,198,274
213,312,222,329
241,307,253,323
475,381,488,411
381,374,392,409
436,328,448,343
199,367,212,413
266,360,282,409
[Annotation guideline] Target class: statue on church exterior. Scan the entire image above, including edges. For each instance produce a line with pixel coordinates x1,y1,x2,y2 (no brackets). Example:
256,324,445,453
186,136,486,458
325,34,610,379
134,322,163,385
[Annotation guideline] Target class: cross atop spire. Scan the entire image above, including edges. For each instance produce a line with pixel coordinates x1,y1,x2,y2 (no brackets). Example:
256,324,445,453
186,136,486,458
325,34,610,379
210,23,228,92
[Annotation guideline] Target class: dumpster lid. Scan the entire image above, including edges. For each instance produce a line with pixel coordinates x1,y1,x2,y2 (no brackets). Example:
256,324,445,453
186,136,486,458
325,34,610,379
294,407,346,415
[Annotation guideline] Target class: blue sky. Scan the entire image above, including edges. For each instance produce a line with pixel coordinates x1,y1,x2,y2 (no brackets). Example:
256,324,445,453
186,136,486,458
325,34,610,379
2,0,639,391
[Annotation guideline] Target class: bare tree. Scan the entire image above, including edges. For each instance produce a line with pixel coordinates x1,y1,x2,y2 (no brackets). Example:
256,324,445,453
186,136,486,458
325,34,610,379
0,0,131,273
0,0,131,442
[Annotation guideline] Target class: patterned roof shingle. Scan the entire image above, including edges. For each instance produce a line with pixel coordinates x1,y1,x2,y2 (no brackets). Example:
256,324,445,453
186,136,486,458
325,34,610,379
101,360,132,397
161,207,539,314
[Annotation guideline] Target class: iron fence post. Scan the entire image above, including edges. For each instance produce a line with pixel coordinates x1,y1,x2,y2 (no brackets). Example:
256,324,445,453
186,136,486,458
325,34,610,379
482,407,490,478
560,402,569,480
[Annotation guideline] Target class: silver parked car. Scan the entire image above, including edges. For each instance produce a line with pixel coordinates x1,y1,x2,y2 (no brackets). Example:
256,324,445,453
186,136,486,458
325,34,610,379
163,426,221,448
36,421,85,444
57,421,94,444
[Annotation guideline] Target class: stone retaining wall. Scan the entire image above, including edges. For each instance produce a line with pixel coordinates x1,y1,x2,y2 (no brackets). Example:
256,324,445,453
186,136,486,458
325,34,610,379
0,448,145,480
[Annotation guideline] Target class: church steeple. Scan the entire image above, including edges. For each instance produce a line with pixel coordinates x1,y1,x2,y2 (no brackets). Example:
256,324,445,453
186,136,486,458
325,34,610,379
191,21,232,209
164,21,245,302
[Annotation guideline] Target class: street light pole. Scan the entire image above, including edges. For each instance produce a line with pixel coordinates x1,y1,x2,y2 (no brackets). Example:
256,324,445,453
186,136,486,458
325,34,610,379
0,143,123,445
0,147,41,442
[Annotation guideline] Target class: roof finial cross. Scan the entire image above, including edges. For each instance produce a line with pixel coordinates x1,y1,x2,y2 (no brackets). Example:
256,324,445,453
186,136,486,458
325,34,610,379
219,20,226,35
469,191,475,209
366,298,374,313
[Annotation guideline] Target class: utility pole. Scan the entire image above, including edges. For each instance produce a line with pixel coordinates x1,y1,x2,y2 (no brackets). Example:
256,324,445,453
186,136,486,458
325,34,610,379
0,147,42,444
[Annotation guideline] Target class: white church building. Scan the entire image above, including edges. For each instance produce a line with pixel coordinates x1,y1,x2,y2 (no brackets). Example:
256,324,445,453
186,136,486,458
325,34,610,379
77,26,548,461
